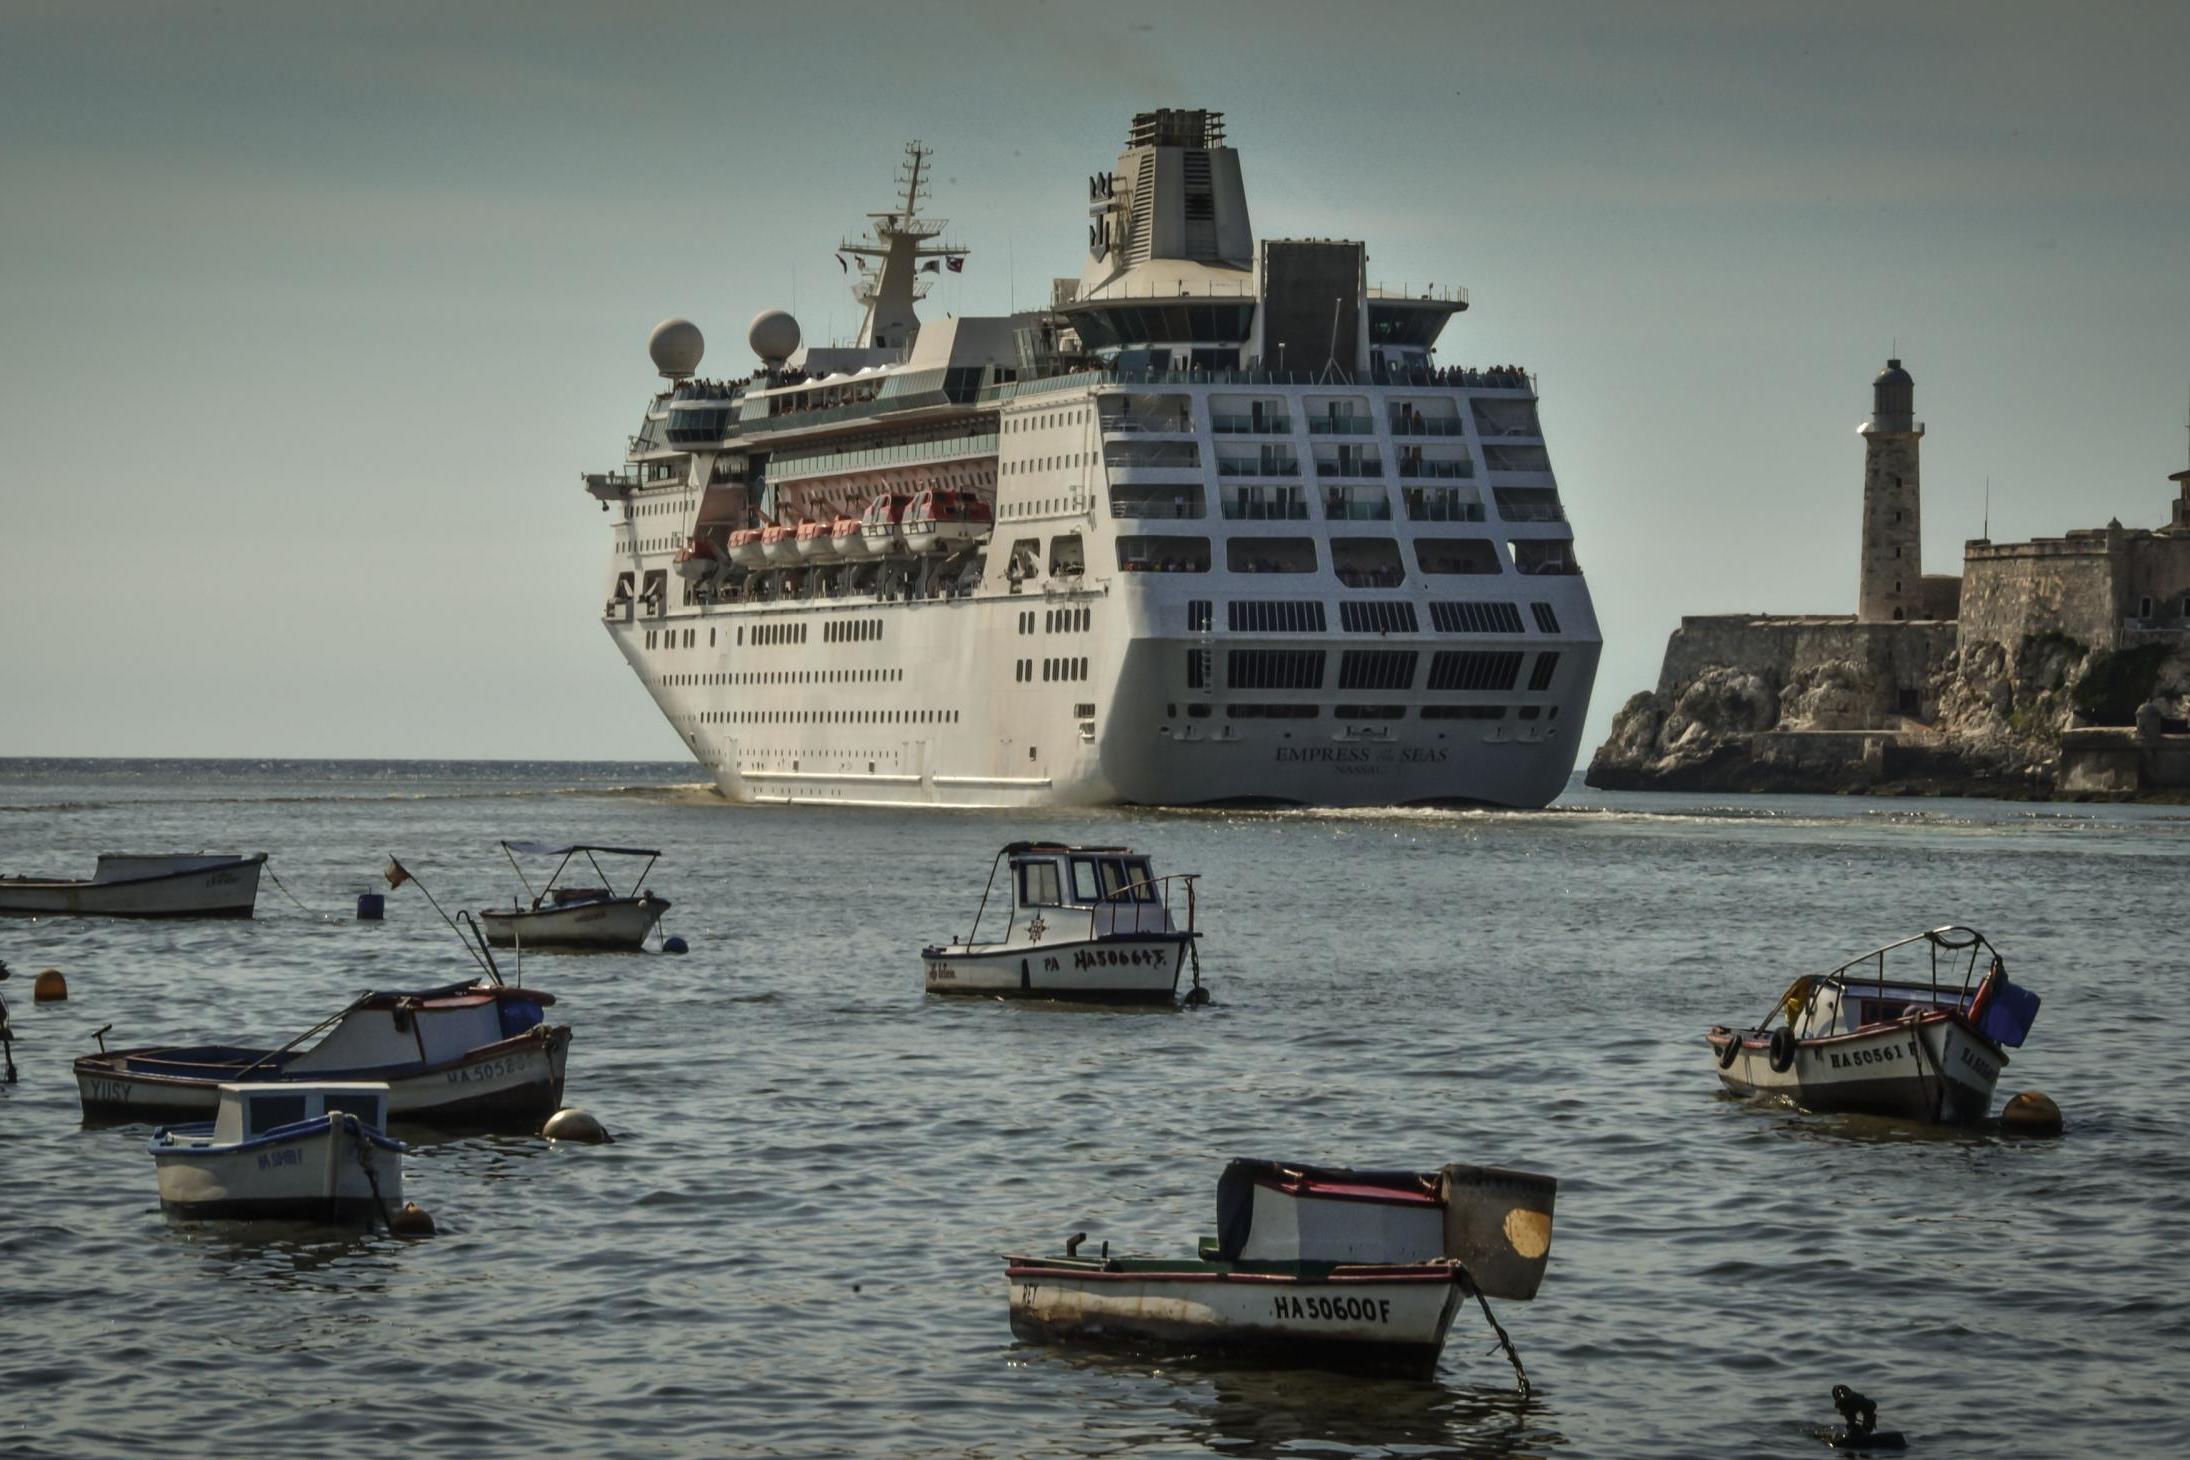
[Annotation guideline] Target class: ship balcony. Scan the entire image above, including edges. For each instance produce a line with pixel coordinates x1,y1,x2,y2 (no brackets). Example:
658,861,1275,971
1215,451,1300,478
1221,485,1310,521
1109,483,1207,520
1210,413,1294,435
1321,485,1393,521
1098,394,1196,435
1471,400,1544,438
1493,487,1567,523
1395,457,1474,480
1402,487,1485,523
1313,452,1385,479
1305,416,1377,436
1510,539,1583,576
1104,440,1201,471
1388,414,1465,437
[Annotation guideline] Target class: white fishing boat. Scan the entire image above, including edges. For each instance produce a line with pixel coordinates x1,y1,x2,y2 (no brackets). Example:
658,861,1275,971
76,979,569,1127
479,842,670,951
1007,1159,1556,1380
924,842,1202,1003
0,853,266,919
1706,926,2041,1124
149,1081,404,1224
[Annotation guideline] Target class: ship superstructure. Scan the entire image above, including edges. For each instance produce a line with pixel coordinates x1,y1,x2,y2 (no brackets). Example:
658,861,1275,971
587,111,1600,807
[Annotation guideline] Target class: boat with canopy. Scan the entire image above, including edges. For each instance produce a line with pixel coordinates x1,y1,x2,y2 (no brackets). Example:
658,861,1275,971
479,842,670,951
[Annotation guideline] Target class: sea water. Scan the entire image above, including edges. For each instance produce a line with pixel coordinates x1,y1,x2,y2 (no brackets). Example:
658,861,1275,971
1,759,2185,1458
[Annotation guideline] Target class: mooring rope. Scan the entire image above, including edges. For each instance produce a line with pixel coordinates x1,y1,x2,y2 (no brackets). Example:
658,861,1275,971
263,864,337,922
1470,1280,1531,1399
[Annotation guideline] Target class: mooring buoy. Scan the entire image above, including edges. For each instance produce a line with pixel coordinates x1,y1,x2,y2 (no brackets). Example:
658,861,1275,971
33,969,67,1003
661,935,689,955
389,1201,436,1236
543,1107,611,1144
2001,1089,2063,1136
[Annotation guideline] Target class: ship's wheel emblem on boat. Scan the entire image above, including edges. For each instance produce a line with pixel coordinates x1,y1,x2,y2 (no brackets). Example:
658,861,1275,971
1027,915,1046,943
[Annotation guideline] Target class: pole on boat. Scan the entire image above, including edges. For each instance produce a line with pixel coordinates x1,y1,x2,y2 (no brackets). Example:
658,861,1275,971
385,856,501,985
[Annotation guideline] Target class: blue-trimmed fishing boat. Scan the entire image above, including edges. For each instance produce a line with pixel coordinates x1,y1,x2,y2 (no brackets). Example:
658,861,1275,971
150,1081,404,1224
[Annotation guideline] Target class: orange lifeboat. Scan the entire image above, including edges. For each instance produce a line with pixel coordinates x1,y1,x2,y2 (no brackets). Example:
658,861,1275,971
760,523,802,565
795,519,838,562
727,528,769,569
859,493,913,556
900,490,994,555
828,515,866,556
673,535,722,583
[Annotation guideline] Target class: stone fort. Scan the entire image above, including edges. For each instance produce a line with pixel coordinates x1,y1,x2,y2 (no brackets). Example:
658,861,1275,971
1591,359,2190,794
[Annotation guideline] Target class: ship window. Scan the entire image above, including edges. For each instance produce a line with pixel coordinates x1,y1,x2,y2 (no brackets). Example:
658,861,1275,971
1070,858,1102,903
1332,537,1405,588
1124,857,1157,901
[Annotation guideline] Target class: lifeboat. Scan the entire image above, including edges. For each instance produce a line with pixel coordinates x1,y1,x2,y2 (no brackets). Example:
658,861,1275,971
760,523,802,565
673,536,722,584
727,528,769,569
859,493,913,556
828,515,865,556
795,520,838,562
901,490,995,555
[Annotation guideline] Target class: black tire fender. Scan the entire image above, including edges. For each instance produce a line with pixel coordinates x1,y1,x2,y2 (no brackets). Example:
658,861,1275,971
1767,1025,1798,1074
1715,1032,1742,1069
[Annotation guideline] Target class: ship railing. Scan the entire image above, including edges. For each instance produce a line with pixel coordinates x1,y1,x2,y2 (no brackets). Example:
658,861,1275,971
1305,417,1377,436
1396,459,1474,480
1402,496,1486,523
1314,456,1386,479
1210,414,1293,435
1389,417,1466,436
1322,491,1394,521
1215,456,1300,478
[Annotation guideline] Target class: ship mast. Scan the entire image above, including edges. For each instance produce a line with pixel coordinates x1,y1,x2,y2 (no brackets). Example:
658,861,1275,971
839,141,967,352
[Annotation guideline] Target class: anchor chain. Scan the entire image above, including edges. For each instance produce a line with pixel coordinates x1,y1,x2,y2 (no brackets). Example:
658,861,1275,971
1465,1273,1530,1399
345,1115,400,1232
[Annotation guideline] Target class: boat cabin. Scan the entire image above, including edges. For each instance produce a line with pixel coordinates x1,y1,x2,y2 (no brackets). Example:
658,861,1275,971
1211,1159,1557,1300
285,984,552,1074
208,1081,390,1144
1003,843,1178,939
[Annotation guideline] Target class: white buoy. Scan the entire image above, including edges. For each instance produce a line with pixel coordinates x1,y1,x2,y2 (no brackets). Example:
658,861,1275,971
543,1107,611,1144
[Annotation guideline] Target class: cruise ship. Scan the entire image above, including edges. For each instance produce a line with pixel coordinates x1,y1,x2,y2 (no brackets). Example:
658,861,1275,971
587,110,1599,808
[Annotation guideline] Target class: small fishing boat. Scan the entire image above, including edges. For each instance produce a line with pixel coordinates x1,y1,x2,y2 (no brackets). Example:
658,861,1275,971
1706,926,2041,1124
924,843,1202,1004
0,852,266,919
150,1081,404,1224
1007,1159,1556,1381
479,842,669,951
76,979,569,1126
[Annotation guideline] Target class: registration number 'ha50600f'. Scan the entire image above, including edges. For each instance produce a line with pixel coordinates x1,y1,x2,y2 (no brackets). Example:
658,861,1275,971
1274,1295,1391,1324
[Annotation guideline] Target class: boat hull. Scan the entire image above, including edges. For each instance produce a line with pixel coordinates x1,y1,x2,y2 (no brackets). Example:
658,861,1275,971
151,1116,404,1223
923,933,1191,1003
480,897,666,950
77,1025,571,1128
1006,1261,1464,1378
1708,1013,2005,1124
0,855,265,919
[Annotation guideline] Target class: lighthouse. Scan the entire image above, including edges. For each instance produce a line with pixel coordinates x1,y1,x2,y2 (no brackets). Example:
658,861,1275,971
1857,358,1925,622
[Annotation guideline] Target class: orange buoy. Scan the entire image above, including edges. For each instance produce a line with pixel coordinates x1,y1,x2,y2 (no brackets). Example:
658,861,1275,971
32,969,67,1003
2001,1090,2063,1136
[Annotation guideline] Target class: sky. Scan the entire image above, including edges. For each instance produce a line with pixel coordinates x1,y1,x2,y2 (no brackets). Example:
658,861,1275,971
2,0,2186,762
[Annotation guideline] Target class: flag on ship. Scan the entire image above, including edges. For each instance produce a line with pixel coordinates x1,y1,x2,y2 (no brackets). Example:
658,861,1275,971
946,256,964,273
383,858,412,890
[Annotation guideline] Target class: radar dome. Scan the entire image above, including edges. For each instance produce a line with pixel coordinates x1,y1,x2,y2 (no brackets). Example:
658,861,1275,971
648,318,704,379
749,309,802,366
